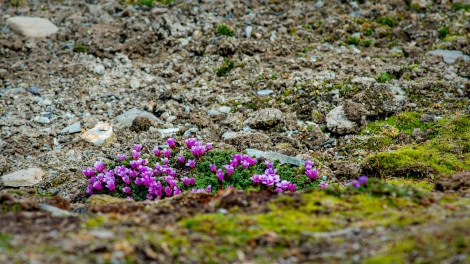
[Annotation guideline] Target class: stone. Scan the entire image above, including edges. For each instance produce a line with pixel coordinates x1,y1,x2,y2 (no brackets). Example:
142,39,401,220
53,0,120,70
157,128,180,137
59,121,81,134
86,194,129,206
81,122,114,145
6,16,58,37
426,50,470,64
1,168,44,187
326,106,358,135
343,100,368,122
246,149,303,166
129,79,141,89
38,203,75,217
207,110,221,116
34,116,50,124
131,116,152,132
257,89,274,96
219,106,231,114
244,108,283,129
223,132,272,151
28,86,41,95
244,26,252,38
93,64,105,75
354,83,405,117
115,108,158,127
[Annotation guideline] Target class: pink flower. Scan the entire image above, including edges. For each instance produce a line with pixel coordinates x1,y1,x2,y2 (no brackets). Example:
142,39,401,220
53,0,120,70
186,159,196,169
166,138,176,149
165,186,172,197
133,144,142,152
153,147,161,157
185,138,197,148
177,156,185,164
217,169,225,181
224,165,234,176
174,186,181,195
288,183,297,192
320,181,328,189
205,185,212,193
251,174,261,184
163,148,171,158
304,160,314,169
123,186,131,194
116,154,127,161
94,161,105,173
210,164,217,173
305,168,318,180
82,167,95,178
132,150,140,160
230,159,239,167
86,184,93,195
205,143,213,150
265,161,273,169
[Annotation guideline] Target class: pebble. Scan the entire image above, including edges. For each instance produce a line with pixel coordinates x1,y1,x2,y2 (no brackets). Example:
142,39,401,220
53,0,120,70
129,79,141,89
115,108,158,127
34,116,51,124
59,121,81,134
257,89,274,96
93,64,105,75
207,109,221,116
244,26,252,38
326,106,357,135
219,106,231,114
28,86,41,95
81,122,114,145
1,168,44,187
157,127,180,137
6,16,58,37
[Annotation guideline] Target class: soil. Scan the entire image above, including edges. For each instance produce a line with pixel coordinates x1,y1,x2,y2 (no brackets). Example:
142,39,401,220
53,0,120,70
1,0,470,263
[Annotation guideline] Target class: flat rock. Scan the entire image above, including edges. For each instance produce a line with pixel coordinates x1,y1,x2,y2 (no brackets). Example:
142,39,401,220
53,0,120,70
157,127,180,137
426,50,470,64
223,131,272,151
6,16,58,37
59,121,81,134
246,149,303,166
81,122,114,145
34,116,50,124
1,168,44,187
115,108,158,127
326,106,358,135
257,89,274,96
244,108,283,129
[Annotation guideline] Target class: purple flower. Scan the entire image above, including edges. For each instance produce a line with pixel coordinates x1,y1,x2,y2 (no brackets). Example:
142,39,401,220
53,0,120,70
153,147,161,157
217,169,225,181
94,161,105,173
174,186,181,195
106,181,115,191
86,184,93,195
251,174,261,184
210,164,217,173
205,143,213,150
276,180,290,190
230,159,239,168
358,175,368,186
163,148,171,158
93,180,102,190
304,160,314,169
266,161,274,169
123,186,131,194
166,138,176,149
116,154,127,161
177,156,185,164
320,181,328,189
132,150,140,160
186,159,196,169
275,187,283,193
165,186,172,197
352,180,360,188
305,168,318,180
185,138,197,148
191,145,206,158
182,176,195,187
232,154,242,162
122,176,131,185
133,144,142,152
224,165,234,176
82,167,95,178
205,185,212,193
288,183,297,192
241,160,250,169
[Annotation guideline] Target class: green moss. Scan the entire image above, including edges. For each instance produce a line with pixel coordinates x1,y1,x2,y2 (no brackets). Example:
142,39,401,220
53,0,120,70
362,114,470,177
85,216,105,228
438,27,450,39
376,72,396,83
216,24,234,37
73,45,87,53
386,178,434,192
451,2,470,11
216,58,235,77
362,39,372,47
346,37,360,45
376,16,398,27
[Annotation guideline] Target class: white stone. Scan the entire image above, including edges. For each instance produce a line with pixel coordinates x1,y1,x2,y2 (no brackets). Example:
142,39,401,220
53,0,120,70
219,106,231,114
81,122,114,145
326,106,357,135
129,78,141,89
6,16,58,38
93,64,105,75
1,168,44,187
157,128,179,137
34,116,50,124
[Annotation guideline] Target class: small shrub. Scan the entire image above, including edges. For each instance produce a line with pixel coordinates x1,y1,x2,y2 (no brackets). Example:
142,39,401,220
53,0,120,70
346,37,360,45
377,72,396,83
451,2,470,12
217,24,234,37
362,39,372,47
377,16,397,27
216,58,235,77
438,27,449,39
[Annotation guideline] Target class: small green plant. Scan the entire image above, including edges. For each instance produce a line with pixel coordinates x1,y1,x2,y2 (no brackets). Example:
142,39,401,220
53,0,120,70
438,27,449,39
377,72,396,83
138,0,154,6
451,2,470,11
346,37,360,45
362,39,372,47
216,58,235,77
73,45,87,53
217,24,234,37
364,28,374,36
377,16,397,27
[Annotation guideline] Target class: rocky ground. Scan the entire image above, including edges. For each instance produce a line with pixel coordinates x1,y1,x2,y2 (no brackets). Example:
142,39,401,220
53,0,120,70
0,0,470,263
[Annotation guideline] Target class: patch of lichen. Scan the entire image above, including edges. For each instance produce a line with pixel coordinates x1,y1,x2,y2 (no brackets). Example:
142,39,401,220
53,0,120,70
361,114,470,177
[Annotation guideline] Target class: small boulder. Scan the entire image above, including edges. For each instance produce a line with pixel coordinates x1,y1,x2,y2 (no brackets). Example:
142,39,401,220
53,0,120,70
244,108,283,129
81,122,114,145
6,16,58,37
1,168,44,187
115,108,158,127
223,131,272,151
326,106,358,135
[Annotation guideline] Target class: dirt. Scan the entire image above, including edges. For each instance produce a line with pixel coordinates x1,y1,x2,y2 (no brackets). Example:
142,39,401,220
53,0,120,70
1,0,470,262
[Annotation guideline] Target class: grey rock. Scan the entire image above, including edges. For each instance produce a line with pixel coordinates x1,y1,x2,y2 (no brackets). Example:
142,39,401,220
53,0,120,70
314,1,324,8
28,86,41,95
246,149,303,166
244,108,283,129
1,168,44,187
223,131,272,151
6,16,58,37
426,50,470,64
115,108,158,127
244,26,252,38
0,88,26,95
93,64,105,75
257,89,274,96
158,128,180,137
326,106,358,135
81,122,114,145
38,203,75,217
207,109,221,116
34,116,50,124
59,121,81,134
219,106,231,114
129,79,141,89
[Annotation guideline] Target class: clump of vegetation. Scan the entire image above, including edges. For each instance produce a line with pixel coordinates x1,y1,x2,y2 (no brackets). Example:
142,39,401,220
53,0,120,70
83,138,323,201
346,37,360,45
438,27,450,39
120,0,174,7
362,114,470,177
377,16,398,27
216,58,235,77
73,45,87,53
216,24,234,37
451,2,470,12
377,72,396,83
362,39,372,47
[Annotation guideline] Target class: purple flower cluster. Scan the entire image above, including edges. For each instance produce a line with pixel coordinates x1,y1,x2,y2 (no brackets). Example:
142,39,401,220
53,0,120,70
304,160,318,180
185,138,212,158
84,138,210,200
352,175,368,188
210,154,258,184
250,161,297,193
